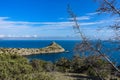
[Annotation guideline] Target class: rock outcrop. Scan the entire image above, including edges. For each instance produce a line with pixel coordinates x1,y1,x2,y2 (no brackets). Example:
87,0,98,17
0,42,65,55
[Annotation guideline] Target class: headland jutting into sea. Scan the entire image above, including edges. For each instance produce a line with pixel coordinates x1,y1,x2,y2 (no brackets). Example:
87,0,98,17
0,42,65,55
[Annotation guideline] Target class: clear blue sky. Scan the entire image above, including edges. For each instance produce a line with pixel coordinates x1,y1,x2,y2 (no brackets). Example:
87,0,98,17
0,0,119,40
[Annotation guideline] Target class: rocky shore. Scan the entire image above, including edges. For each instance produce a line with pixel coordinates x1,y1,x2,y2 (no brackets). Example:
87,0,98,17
0,42,65,55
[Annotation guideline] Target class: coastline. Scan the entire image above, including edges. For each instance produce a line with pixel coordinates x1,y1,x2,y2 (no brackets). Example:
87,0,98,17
0,42,66,55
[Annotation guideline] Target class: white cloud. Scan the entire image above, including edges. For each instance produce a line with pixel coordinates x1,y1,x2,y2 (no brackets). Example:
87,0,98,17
0,34,39,38
0,16,118,39
59,16,91,21
86,12,100,16
0,16,117,28
0,17,9,20
76,16,91,20
0,16,114,30
0,34,6,38
68,16,91,21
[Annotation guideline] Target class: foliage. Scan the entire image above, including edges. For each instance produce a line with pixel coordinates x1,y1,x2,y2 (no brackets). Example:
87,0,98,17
31,59,54,72
55,57,71,72
0,53,54,80
70,55,85,73
0,53,116,79
55,55,112,78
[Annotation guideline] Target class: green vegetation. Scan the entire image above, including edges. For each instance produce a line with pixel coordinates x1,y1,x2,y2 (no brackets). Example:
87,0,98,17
0,53,119,80
55,55,116,79
55,57,71,72
0,53,54,80
31,59,54,72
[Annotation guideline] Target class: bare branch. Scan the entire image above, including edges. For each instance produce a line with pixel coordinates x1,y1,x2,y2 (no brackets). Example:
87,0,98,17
97,0,120,16
68,3,120,75
103,0,120,15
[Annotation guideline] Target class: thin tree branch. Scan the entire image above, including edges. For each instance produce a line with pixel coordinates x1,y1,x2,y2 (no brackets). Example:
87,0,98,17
68,3,120,76
103,0,120,16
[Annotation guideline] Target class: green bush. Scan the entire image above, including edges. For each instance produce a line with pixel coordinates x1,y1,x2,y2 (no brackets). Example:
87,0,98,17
71,55,85,73
0,53,54,80
31,59,54,72
55,57,71,72
0,53,113,79
84,55,111,78
31,59,45,72
55,55,112,79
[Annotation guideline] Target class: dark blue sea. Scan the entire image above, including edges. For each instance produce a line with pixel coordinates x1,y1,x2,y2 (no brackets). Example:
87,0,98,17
0,40,119,64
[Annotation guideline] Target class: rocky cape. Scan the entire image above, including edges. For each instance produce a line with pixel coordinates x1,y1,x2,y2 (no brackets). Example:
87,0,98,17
0,42,65,55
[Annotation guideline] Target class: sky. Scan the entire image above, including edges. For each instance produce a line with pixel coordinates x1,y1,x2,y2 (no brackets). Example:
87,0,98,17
0,0,119,40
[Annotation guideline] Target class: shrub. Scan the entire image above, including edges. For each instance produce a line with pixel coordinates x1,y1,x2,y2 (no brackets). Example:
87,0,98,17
0,53,54,80
84,55,112,78
55,57,71,72
71,55,85,73
31,59,54,72
55,55,112,79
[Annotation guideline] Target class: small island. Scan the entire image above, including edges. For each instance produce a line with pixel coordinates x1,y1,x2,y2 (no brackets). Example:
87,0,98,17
0,42,65,55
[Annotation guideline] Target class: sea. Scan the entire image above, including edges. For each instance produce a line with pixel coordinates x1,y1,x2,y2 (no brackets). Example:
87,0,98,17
0,40,119,64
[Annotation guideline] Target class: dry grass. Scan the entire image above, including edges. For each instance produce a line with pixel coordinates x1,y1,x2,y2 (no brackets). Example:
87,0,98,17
49,72,120,80
48,72,93,80
49,72,74,80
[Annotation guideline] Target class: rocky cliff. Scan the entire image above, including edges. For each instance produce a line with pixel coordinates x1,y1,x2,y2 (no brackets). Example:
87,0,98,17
0,42,65,55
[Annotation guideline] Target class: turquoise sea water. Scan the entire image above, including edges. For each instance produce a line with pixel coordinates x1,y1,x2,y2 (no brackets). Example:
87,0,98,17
0,40,119,64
